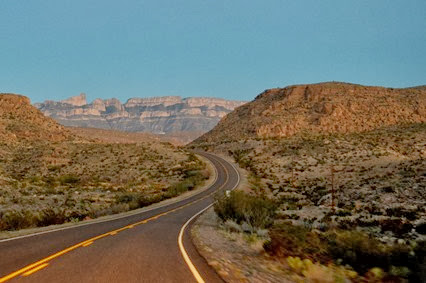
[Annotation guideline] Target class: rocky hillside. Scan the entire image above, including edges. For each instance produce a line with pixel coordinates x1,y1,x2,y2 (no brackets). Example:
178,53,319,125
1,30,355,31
0,93,208,232
0,94,72,144
193,82,425,143
189,82,426,281
35,94,245,137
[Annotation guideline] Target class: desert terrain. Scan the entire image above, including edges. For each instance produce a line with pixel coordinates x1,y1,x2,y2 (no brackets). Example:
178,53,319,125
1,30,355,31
0,94,209,231
190,82,426,282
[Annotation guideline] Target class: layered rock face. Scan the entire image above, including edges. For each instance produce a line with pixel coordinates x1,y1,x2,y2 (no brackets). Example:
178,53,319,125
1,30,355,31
35,95,245,136
193,82,426,143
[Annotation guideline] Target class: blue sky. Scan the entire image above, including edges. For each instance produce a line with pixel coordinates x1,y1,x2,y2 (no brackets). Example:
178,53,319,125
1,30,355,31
1,0,425,103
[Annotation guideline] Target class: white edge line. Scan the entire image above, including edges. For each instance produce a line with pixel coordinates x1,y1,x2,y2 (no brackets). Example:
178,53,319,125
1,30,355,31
178,155,240,283
178,204,211,283
0,153,218,243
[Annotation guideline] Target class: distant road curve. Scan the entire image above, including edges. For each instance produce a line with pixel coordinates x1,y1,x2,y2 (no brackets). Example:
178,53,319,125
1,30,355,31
0,152,240,283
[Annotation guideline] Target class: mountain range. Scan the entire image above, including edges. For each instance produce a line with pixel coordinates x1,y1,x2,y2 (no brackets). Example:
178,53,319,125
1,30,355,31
35,94,245,140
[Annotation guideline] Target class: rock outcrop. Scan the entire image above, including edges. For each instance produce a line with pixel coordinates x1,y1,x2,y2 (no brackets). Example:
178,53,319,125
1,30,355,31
193,82,426,143
60,93,87,106
35,95,245,136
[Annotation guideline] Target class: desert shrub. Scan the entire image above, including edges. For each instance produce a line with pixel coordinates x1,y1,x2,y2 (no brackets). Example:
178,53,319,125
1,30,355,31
36,208,67,226
327,231,424,281
228,149,249,164
263,222,329,261
58,174,80,185
379,218,413,236
416,222,426,234
214,190,276,229
0,210,36,230
116,193,165,210
385,206,417,220
166,181,191,198
47,165,62,172
325,230,388,273
137,194,164,207
228,149,256,171
166,169,207,198
309,185,328,204
286,256,358,281
117,193,138,204
264,224,425,281
335,209,352,217
336,218,358,229
0,208,86,230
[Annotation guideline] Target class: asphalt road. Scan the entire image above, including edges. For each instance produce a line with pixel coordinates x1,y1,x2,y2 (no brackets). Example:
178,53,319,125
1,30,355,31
0,152,240,283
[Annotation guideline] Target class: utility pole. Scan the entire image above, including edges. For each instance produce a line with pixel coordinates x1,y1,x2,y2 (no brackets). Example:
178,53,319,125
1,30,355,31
291,155,295,188
331,165,335,213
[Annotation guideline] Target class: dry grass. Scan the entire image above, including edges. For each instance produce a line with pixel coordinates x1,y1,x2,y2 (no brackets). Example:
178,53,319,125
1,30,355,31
191,123,426,281
0,140,208,231
196,123,425,241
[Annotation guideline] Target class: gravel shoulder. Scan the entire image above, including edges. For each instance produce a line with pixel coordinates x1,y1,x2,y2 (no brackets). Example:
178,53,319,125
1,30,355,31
191,208,293,283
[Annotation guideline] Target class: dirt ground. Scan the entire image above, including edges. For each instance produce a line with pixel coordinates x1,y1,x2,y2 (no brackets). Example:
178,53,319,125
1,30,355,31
192,208,293,283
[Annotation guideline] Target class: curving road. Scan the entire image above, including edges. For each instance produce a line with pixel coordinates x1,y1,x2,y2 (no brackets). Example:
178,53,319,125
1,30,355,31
0,152,240,283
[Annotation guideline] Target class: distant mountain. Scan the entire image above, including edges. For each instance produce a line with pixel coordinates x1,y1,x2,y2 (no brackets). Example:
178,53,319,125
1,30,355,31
35,94,246,139
193,82,426,144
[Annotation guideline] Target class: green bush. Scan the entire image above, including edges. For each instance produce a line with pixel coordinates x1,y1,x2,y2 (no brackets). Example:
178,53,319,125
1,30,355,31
0,210,35,230
0,208,68,230
137,194,164,207
264,223,425,281
116,192,165,210
263,222,329,262
36,208,67,226
214,190,276,229
166,169,207,198
58,174,80,185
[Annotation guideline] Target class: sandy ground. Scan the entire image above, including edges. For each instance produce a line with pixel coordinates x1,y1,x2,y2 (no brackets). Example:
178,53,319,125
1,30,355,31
191,156,292,282
192,208,293,283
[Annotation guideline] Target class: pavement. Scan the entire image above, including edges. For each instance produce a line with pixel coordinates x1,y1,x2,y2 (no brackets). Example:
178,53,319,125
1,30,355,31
0,152,240,283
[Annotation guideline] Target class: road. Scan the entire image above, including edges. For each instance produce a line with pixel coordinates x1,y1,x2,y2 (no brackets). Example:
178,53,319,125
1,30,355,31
0,152,240,283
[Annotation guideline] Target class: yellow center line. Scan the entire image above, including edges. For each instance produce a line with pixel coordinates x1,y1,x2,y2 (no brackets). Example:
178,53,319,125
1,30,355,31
0,154,229,283
22,263,49,277
115,227,129,233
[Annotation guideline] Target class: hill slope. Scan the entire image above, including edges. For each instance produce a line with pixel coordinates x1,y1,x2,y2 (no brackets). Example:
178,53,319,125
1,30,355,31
189,82,425,280
0,94,72,144
0,94,208,231
193,82,425,143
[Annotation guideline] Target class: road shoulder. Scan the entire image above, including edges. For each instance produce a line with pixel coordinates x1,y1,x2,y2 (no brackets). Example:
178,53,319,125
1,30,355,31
191,208,293,282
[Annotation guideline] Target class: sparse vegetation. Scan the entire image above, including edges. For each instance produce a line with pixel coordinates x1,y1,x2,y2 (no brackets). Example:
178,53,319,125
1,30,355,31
195,122,426,282
0,145,208,231
0,96,209,231
264,223,426,281
214,190,277,229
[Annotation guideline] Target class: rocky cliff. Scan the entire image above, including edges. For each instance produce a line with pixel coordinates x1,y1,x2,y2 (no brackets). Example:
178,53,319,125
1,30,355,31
35,95,246,136
193,82,426,143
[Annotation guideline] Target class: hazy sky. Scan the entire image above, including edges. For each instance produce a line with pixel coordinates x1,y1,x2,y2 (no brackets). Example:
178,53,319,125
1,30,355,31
1,0,425,103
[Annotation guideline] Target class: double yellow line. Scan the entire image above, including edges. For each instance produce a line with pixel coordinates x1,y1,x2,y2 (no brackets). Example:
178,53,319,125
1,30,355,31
0,154,231,282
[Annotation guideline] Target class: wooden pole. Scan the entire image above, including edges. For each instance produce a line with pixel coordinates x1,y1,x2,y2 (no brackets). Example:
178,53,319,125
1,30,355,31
331,165,335,213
